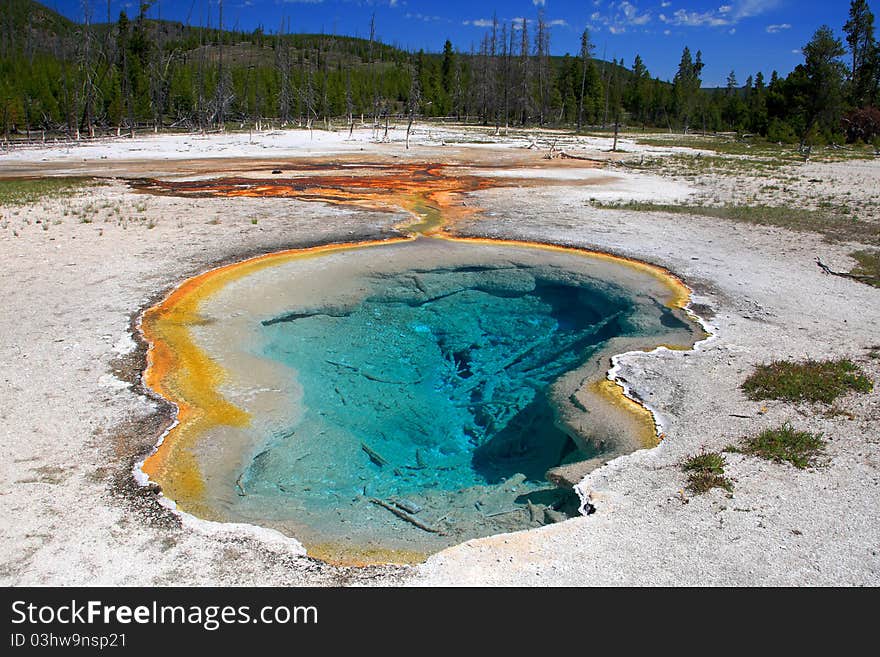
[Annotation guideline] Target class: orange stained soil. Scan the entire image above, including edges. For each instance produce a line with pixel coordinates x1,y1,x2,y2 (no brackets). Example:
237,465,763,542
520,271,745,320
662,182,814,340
134,162,558,235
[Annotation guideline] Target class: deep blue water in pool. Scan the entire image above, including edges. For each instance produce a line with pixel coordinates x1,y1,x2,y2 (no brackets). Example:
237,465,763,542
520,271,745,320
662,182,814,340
241,264,636,513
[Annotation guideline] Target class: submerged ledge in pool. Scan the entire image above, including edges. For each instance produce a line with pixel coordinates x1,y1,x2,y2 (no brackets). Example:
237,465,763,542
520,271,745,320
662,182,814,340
140,238,700,565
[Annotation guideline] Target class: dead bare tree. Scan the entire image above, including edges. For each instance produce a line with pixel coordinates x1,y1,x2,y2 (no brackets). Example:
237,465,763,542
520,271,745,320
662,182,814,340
518,17,531,125
300,48,317,136
116,11,134,137
490,14,499,133
405,61,421,150
214,0,227,128
368,14,384,139
535,10,550,126
149,22,179,133
500,22,511,133
345,69,354,138
319,33,331,130
57,35,75,138
77,0,99,138
193,4,207,132
275,17,292,126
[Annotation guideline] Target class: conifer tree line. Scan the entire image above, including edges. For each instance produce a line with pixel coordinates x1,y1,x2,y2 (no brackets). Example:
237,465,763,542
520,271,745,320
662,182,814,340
0,0,878,146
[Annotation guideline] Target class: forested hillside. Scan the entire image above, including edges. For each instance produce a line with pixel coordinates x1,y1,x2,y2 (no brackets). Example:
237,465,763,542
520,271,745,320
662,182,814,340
0,0,878,146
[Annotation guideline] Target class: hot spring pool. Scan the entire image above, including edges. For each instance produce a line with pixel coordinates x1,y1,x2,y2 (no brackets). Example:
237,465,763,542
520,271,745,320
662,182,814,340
141,238,699,564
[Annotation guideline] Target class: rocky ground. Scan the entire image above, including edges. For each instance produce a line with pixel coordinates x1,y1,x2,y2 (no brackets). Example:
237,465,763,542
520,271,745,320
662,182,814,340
0,125,877,585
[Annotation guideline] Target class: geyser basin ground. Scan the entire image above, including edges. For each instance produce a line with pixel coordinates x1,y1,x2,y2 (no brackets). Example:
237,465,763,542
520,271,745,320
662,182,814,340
141,237,699,565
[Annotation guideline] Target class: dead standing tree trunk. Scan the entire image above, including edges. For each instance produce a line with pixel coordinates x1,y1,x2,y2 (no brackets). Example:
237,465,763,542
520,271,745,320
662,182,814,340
215,0,227,130
405,61,421,150
77,1,99,139
346,69,354,139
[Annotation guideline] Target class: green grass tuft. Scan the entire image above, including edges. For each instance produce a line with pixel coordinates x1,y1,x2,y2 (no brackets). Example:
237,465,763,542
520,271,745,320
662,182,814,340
850,249,880,287
730,424,826,469
589,200,880,246
681,451,733,494
742,359,873,404
0,178,96,206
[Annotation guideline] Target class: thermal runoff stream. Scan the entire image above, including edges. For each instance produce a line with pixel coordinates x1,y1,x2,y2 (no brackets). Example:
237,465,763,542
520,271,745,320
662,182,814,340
137,162,701,565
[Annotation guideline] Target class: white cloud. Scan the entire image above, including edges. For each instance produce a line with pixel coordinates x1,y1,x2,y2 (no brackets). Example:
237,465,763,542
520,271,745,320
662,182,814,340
658,0,781,29
663,29,672,35
619,1,651,26
590,1,652,32
661,1,671,6
662,8,729,27
510,17,533,30
533,0,547,6
463,18,495,27
791,48,802,54
464,13,565,30
729,28,736,34
732,0,781,20
407,12,445,23
765,23,792,33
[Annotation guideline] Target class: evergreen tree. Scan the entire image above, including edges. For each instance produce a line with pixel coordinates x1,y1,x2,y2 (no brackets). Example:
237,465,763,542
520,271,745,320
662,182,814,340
801,25,848,143
844,0,878,106
748,71,769,135
722,70,746,130
440,38,455,114
673,46,703,132
1,0,877,145
626,54,651,128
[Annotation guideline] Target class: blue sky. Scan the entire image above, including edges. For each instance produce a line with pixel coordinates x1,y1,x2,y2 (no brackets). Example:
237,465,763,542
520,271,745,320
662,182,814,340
49,1,858,86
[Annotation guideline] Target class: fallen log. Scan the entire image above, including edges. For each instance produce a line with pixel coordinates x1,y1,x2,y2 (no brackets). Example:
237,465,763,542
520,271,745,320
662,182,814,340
361,442,389,466
484,508,522,518
369,498,443,534
391,497,423,514
558,150,606,164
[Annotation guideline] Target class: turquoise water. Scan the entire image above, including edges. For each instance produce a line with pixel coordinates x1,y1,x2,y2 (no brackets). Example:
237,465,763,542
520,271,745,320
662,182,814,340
254,266,628,480
232,262,669,554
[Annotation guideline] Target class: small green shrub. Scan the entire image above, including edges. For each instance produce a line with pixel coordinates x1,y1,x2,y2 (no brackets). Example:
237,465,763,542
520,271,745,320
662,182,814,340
742,359,873,404
682,451,733,494
767,119,798,144
729,424,826,469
